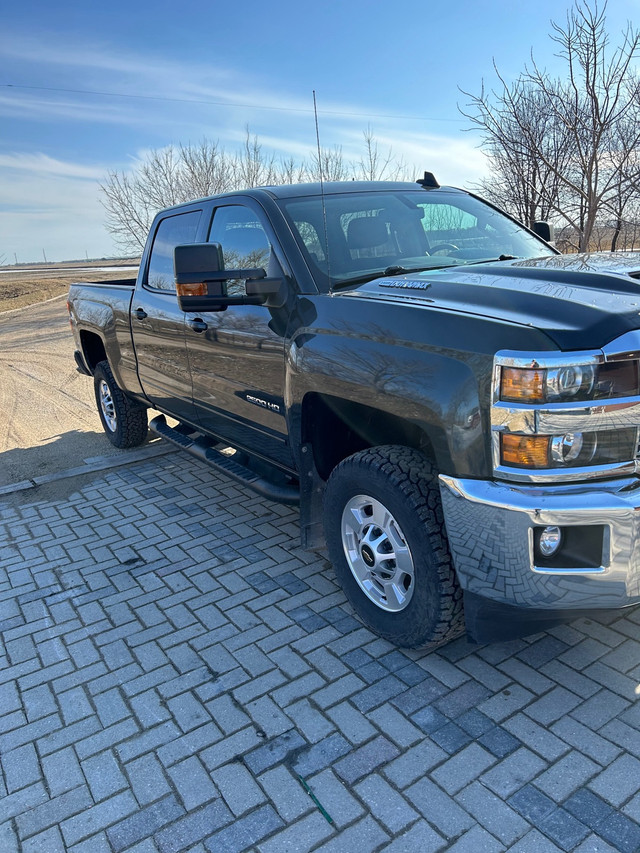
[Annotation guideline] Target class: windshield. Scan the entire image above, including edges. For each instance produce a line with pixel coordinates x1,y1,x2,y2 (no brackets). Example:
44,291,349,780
278,189,555,290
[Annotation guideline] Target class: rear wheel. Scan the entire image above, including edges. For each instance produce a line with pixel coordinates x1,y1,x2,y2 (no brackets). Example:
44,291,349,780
94,360,148,448
324,445,463,648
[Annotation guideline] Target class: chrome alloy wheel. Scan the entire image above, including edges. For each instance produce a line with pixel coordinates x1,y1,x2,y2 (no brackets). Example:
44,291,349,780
341,494,415,612
98,379,117,432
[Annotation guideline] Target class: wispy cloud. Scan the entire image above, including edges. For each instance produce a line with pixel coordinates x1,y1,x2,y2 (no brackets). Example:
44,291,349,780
1,31,458,133
0,91,148,126
0,152,106,180
0,27,487,261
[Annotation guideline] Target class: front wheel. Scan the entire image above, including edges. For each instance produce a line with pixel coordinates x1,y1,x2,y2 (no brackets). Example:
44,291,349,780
94,360,148,448
324,446,463,648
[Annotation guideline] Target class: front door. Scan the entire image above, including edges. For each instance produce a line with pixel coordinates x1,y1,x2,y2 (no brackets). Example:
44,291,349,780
185,202,294,469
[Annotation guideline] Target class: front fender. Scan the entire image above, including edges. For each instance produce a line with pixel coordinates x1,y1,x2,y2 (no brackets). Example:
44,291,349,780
287,331,489,478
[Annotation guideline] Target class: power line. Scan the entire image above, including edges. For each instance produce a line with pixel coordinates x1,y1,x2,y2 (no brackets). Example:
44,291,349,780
3,83,464,123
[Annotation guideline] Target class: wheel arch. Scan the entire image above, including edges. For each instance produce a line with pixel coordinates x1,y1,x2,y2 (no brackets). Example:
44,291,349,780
300,392,448,482
79,330,107,373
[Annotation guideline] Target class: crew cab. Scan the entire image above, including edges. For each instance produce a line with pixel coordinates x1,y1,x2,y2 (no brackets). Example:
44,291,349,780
67,176,640,646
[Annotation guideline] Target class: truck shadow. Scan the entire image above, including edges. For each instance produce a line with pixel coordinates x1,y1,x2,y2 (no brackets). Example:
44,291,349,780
0,428,160,492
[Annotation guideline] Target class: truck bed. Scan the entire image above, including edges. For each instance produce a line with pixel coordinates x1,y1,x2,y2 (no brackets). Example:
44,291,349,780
70,278,137,288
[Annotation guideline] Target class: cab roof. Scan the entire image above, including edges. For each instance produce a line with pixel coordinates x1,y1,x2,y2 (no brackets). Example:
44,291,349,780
255,180,461,199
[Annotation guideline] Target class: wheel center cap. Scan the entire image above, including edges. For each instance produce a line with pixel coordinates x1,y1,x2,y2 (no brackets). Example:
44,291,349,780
361,544,375,568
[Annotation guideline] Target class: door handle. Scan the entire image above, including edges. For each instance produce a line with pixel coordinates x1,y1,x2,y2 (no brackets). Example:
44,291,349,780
189,318,208,333
134,307,148,320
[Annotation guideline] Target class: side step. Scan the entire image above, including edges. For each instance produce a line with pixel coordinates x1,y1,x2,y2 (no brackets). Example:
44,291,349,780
149,415,300,506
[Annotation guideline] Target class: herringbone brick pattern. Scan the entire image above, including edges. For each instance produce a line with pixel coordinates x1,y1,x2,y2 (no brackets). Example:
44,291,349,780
1,451,639,852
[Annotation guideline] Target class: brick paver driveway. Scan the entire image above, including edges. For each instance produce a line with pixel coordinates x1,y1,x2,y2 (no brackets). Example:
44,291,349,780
1,449,639,852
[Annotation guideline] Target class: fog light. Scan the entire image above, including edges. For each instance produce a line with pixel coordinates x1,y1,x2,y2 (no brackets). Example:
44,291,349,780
539,526,562,557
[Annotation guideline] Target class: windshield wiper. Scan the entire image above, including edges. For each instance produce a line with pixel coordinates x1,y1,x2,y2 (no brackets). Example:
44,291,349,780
382,265,411,276
333,264,453,289
472,254,520,264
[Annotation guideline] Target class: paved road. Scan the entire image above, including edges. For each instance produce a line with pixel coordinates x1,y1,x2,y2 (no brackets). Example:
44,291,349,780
1,451,640,851
1,297,640,851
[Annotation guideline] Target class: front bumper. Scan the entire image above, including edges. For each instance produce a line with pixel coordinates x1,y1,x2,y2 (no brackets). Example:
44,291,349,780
439,474,640,612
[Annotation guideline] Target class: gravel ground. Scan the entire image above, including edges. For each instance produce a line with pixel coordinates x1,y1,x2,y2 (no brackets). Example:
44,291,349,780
0,294,160,488
0,260,138,313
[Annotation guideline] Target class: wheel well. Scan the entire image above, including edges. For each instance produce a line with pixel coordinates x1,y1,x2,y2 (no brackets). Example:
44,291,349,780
302,393,435,481
80,331,107,373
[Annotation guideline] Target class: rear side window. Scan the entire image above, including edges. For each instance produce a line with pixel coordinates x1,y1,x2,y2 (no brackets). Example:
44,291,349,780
146,210,202,291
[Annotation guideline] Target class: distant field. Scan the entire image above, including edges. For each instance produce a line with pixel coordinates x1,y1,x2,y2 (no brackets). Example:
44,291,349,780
0,258,139,312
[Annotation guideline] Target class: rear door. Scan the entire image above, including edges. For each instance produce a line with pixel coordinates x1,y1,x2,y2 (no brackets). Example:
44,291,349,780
131,206,205,423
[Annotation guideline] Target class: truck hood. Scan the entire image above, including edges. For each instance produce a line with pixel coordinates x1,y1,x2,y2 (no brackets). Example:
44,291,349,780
338,251,640,351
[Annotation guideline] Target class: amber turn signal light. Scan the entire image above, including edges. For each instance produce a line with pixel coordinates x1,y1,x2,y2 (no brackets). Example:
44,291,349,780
501,367,545,402
177,282,207,297
501,434,550,468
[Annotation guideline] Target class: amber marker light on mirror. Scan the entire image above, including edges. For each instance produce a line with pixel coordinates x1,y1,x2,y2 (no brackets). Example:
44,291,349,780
501,434,550,468
501,367,545,402
176,282,207,297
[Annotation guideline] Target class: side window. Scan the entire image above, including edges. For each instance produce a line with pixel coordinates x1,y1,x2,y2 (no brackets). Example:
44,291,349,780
146,210,202,292
209,205,271,295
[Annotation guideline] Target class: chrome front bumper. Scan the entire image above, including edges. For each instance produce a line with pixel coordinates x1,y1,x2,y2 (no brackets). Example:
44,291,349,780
439,474,640,611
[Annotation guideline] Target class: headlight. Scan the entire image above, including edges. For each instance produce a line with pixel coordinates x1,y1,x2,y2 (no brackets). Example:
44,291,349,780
546,365,595,400
494,342,640,481
500,428,635,469
501,361,637,404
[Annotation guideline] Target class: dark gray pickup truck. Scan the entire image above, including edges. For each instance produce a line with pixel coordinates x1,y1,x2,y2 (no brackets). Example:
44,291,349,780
68,177,640,647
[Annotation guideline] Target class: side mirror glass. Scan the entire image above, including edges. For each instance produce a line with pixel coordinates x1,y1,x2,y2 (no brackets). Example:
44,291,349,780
174,242,270,311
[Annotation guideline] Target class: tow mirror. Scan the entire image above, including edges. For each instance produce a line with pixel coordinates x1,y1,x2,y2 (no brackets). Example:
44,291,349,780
533,221,555,243
174,243,285,311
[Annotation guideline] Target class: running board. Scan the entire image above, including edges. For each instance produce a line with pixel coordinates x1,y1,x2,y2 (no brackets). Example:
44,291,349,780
149,415,299,506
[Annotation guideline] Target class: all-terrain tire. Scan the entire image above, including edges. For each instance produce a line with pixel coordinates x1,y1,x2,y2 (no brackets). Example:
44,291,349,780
94,360,148,449
324,445,464,648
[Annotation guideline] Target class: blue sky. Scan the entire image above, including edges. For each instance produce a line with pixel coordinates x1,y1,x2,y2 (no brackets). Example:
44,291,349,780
1,0,636,262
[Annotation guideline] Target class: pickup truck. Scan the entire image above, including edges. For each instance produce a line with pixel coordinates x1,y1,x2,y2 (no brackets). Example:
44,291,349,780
67,176,640,647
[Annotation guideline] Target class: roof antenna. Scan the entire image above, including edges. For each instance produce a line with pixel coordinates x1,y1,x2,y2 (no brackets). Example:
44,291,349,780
416,171,440,188
313,90,333,288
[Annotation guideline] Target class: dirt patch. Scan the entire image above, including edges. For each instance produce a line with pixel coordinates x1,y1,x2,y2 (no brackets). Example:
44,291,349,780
0,259,139,313
0,293,170,489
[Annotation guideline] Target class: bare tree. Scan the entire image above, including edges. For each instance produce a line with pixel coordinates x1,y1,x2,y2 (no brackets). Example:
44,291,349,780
462,1,640,251
470,83,571,227
354,127,411,182
306,144,351,182
179,140,236,198
101,170,157,253
276,156,307,185
101,141,239,252
231,130,279,188
102,128,416,252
